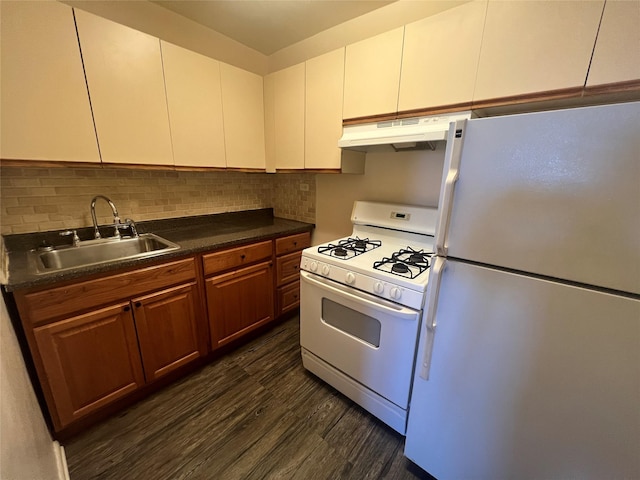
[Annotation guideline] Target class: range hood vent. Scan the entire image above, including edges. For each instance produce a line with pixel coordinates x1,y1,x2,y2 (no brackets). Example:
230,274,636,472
338,111,471,152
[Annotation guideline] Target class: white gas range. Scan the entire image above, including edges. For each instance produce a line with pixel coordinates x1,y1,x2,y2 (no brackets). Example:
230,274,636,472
299,201,438,434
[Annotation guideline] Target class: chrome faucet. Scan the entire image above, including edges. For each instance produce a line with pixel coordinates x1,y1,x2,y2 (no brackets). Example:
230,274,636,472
90,195,121,239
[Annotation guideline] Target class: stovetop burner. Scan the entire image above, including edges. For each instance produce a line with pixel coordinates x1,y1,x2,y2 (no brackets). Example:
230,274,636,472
391,263,410,274
318,237,382,260
373,247,433,279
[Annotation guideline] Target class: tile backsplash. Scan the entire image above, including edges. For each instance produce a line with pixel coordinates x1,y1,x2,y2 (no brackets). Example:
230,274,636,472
0,167,316,234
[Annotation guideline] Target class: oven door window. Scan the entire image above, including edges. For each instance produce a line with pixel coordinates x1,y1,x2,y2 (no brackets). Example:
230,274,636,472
322,298,381,347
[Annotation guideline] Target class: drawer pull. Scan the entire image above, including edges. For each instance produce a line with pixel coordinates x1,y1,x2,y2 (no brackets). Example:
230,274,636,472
240,254,246,260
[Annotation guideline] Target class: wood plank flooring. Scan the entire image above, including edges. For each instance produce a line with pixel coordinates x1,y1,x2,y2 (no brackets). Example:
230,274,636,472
64,315,434,480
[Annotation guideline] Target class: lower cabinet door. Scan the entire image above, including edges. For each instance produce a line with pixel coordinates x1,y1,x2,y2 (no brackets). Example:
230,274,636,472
33,303,144,428
132,282,205,382
206,261,274,348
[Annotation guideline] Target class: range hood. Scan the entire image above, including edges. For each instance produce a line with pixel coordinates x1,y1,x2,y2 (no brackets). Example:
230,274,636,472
338,111,471,152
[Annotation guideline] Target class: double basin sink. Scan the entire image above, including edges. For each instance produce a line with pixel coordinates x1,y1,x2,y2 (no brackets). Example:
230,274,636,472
28,234,180,274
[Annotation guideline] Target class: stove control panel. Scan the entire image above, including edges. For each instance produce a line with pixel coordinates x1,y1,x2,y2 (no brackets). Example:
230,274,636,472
300,255,425,311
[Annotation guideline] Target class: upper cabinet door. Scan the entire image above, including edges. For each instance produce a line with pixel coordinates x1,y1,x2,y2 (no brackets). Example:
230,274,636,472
0,2,99,163
473,1,603,102
343,27,404,120
305,48,345,170
399,1,486,112
586,0,640,88
161,41,226,168
75,10,173,165
265,63,305,170
220,63,266,170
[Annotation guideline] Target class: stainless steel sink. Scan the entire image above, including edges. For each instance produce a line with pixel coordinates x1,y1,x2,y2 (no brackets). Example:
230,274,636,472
28,234,180,274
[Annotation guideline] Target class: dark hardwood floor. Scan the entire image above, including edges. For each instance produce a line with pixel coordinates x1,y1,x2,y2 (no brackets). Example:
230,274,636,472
64,315,434,480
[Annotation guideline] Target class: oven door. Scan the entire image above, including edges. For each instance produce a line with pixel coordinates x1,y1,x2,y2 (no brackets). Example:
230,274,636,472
300,270,422,408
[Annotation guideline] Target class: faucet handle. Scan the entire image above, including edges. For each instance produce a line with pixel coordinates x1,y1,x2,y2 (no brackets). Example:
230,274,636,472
60,229,81,247
124,218,138,237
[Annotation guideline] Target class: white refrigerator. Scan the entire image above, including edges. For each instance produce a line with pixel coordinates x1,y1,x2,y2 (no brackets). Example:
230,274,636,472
404,102,640,479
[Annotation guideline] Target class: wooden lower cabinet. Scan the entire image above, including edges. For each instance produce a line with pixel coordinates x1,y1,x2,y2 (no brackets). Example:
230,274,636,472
15,256,207,432
278,280,301,315
275,232,310,316
205,261,274,348
132,282,205,382
33,303,145,428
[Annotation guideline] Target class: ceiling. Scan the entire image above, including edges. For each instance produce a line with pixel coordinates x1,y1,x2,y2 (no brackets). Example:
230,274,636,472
151,0,397,56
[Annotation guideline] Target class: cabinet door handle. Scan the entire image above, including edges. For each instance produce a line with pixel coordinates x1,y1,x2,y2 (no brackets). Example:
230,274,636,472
123,305,131,312
135,302,141,308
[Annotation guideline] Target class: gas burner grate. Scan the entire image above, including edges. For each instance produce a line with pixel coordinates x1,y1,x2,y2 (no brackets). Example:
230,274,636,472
373,247,433,279
318,237,382,260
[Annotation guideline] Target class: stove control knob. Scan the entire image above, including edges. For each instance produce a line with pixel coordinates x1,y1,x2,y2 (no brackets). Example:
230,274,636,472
321,265,330,276
346,272,356,285
309,261,318,273
374,282,384,294
390,287,402,300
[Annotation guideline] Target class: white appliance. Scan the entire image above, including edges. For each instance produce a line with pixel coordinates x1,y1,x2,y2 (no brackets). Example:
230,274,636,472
405,101,640,479
299,201,438,434
338,111,471,151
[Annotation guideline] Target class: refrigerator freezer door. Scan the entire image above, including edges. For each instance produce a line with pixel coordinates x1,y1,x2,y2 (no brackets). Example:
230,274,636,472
405,260,640,480
442,101,640,294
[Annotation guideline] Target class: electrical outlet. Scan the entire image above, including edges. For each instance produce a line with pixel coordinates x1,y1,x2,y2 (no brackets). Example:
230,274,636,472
300,183,309,191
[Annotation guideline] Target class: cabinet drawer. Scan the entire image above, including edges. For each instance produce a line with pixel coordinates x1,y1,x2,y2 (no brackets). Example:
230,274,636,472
278,281,300,316
276,251,302,286
15,258,196,326
275,232,311,256
202,240,272,276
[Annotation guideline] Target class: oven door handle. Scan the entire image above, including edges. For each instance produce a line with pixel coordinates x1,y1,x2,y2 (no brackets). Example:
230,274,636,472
300,271,419,321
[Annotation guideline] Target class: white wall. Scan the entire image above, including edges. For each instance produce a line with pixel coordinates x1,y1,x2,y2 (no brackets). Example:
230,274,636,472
314,147,446,244
0,295,65,480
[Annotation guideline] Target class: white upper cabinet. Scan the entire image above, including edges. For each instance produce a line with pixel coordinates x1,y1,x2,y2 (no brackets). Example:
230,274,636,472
399,1,486,112
220,63,266,170
161,41,226,168
473,1,603,102
305,48,346,170
0,2,99,163
586,0,640,87
265,63,306,170
75,9,173,165
343,28,404,119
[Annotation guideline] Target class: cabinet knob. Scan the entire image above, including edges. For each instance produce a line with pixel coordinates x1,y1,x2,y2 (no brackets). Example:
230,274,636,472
135,302,141,308
240,254,246,260
124,305,130,312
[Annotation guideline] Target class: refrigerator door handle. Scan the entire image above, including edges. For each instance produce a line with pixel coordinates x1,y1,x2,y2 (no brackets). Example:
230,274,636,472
434,119,466,256
420,256,446,380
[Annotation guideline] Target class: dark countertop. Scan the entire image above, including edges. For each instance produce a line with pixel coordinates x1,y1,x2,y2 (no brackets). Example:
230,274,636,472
2,208,314,292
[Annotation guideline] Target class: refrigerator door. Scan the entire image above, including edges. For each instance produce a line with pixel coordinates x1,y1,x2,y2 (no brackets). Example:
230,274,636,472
405,260,640,480
437,101,640,294
405,259,640,480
